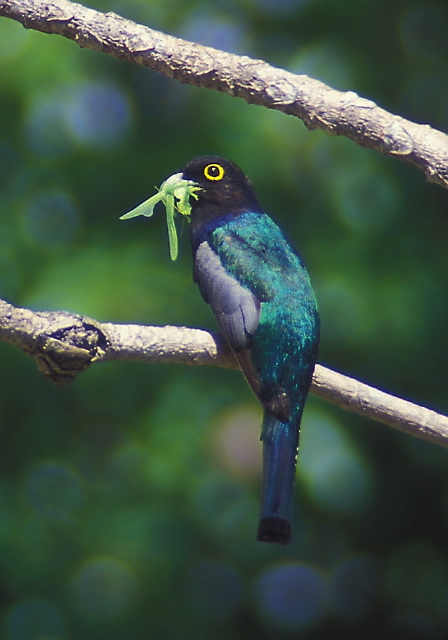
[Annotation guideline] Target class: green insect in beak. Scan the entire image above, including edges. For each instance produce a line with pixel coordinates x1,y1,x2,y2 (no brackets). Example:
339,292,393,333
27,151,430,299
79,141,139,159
120,172,201,260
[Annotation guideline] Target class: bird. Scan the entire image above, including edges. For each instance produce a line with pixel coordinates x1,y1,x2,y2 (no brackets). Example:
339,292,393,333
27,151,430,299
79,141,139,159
179,156,320,545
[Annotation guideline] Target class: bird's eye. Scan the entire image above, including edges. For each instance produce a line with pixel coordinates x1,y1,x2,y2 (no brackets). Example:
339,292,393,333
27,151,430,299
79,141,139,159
204,163,225,181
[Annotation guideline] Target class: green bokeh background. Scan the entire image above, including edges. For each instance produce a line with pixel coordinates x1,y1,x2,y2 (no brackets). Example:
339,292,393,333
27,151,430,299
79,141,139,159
1,1,448,638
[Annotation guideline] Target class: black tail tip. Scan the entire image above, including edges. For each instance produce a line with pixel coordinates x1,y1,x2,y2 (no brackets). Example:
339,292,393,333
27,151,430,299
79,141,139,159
257,517,291,545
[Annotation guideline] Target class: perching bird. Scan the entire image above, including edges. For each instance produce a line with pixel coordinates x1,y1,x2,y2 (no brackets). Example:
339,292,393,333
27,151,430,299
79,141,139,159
180,156,320,545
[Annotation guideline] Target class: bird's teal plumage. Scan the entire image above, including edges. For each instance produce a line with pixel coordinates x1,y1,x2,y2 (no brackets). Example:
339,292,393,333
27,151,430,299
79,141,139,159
205,211,317,412
181,157,319,545
121,156,319,543
204,211,318,543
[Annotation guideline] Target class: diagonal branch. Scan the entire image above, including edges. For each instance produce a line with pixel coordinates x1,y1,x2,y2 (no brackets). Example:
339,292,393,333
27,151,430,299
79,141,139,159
1,297,447,449
0,0,447,188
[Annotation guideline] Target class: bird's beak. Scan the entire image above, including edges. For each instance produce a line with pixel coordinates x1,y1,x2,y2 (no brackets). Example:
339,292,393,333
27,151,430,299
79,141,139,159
119,170,201,261
119,172,199,220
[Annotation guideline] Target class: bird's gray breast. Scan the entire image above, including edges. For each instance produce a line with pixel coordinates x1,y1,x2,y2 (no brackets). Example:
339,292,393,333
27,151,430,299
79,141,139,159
194,241,261,351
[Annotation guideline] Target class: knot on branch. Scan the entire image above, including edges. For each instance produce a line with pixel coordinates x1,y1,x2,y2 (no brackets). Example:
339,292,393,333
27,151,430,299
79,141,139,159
32,316,109,385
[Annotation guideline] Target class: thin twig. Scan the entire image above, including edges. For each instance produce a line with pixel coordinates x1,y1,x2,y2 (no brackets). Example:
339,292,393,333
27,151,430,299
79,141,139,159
0,0,447,188
1,297,447,448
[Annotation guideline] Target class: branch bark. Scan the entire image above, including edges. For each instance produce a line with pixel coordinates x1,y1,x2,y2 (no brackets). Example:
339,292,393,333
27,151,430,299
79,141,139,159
0,0,447,188
1,2,447,447
1,297,447,449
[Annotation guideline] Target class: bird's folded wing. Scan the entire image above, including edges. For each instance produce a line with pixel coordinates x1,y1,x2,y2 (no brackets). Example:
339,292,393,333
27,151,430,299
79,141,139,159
194,240,261,351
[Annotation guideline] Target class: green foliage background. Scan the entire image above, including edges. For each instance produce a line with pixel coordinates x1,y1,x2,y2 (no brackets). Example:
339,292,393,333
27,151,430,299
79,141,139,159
0,1,448,638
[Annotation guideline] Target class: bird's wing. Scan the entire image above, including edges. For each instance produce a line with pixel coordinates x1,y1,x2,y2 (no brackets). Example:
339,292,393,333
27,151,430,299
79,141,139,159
194,240,262,396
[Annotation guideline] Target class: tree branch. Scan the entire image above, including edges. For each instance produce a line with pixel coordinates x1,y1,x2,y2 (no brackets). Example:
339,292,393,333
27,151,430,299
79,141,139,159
0,0,447,189
1,2,447,448
1,297,447,449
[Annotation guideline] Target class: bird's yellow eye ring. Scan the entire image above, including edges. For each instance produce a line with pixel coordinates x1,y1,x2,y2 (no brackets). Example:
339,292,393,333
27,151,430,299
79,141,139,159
204,163,225,181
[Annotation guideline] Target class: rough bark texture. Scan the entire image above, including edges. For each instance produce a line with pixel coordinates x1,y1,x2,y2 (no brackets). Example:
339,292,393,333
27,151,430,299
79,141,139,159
0,0,447,447
0,0,447,188
1,298,448,449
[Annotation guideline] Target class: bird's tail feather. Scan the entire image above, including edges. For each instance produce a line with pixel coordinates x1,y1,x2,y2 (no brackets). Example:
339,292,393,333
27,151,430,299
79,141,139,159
257,412,300,545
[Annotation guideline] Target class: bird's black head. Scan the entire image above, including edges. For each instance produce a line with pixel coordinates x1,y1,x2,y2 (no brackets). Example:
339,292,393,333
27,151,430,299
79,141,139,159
181,156,263,228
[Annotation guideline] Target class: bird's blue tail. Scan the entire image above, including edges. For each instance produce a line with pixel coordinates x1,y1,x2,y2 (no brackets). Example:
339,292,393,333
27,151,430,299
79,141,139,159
257,412,301,545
